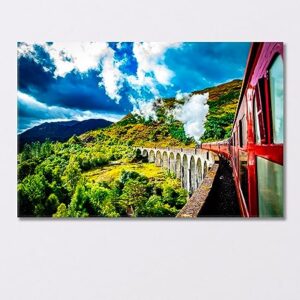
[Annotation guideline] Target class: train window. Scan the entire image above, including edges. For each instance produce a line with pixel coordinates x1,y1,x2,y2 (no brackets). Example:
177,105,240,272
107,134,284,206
239,116,247,148
235,131,237,146
239,123,243,147
257,157,283,217
239,150,248,207
255,79,268,143
253,97,261,143
269,55,284,144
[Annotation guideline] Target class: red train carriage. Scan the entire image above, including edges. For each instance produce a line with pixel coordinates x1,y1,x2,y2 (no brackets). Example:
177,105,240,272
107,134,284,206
202,42,284,217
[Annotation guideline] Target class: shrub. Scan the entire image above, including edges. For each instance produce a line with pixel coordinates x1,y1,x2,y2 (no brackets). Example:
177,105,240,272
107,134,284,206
67,181,89,217
162,186,178,206
53,203,68,218
18,160,37,181
119,170,148,185
89,186,109,216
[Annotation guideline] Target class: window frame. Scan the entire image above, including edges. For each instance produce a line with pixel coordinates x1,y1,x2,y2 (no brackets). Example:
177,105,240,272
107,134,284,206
254,79,268,144
267,54,284,145
238,115,247,148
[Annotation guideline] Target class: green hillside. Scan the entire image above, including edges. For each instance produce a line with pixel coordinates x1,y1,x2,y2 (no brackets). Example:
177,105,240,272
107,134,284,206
17,79,241,218
80,79,242,147
200,79,241,141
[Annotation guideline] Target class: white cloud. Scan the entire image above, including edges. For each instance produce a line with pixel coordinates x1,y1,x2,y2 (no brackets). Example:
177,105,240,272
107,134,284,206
18,42,109,76
173,92,209,142
17,42,181,106
18,42,125,103
116,42,122,50
43,42,109,77
153,65,174,85
17,43,36,60
98,48,124,103
128,42,181,97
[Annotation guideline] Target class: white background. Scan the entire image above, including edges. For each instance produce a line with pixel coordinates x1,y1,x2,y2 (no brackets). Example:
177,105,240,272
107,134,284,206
0,0,299,299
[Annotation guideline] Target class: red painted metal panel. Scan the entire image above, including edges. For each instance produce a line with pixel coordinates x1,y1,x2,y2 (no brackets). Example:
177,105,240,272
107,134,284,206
202,42,284,217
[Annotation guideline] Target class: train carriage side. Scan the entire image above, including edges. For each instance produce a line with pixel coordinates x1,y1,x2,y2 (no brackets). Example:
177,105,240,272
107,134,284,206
242,43,284,217
201,42,284,218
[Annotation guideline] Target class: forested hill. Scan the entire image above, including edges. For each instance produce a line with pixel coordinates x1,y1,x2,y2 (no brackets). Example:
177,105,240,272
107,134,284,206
79,79,242,147
18,118,112,150
199,79,241,142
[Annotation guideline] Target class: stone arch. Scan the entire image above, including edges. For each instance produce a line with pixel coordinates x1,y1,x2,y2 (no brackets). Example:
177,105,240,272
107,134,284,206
182,154,189,190
162,151,169,169
190,156,196,193
175,153,181,179
155,150,162,167
136,148,142,157
169,152,175,174
149,150,155,163
203,161,208,179
196,158,202,188
142,149,148,157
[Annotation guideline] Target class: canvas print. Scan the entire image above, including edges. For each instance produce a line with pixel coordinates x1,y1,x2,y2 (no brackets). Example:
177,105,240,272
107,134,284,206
17,42,284,218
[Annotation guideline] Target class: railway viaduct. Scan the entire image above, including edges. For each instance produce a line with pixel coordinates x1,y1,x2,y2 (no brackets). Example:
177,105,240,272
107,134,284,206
136,147,215,194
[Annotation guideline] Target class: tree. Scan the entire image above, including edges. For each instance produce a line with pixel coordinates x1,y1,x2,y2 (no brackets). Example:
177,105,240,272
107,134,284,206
53,203,68,218
100,199,119,217
89,186,109,216
40,139,53,158
45,194,60,216
62,156,82,195
68,181,89,217
142,195,178,217
175,189,188,208
68,135,83,145
18,160,37,181
162,186,178,206
18,183,34,216
20,173,47,216
120,179,148,217
144,195,165,217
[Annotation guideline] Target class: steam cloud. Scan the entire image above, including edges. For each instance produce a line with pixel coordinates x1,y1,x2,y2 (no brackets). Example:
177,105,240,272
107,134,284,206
173,92,209,143
132,99,158,121
132,92,209,143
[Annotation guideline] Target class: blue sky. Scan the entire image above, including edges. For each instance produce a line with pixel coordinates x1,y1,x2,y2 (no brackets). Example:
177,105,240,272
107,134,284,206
17,42,250,132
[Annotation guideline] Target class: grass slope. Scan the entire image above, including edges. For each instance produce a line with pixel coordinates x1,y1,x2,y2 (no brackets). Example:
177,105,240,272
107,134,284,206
84,162,166,184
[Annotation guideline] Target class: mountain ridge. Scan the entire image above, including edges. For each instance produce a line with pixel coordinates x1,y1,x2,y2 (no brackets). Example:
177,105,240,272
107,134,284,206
18,118,113,150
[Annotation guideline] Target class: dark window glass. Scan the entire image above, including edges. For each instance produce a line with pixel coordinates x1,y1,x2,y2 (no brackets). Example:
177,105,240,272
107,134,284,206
239,116,247,148
239,123,243,147
239,150,248,206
